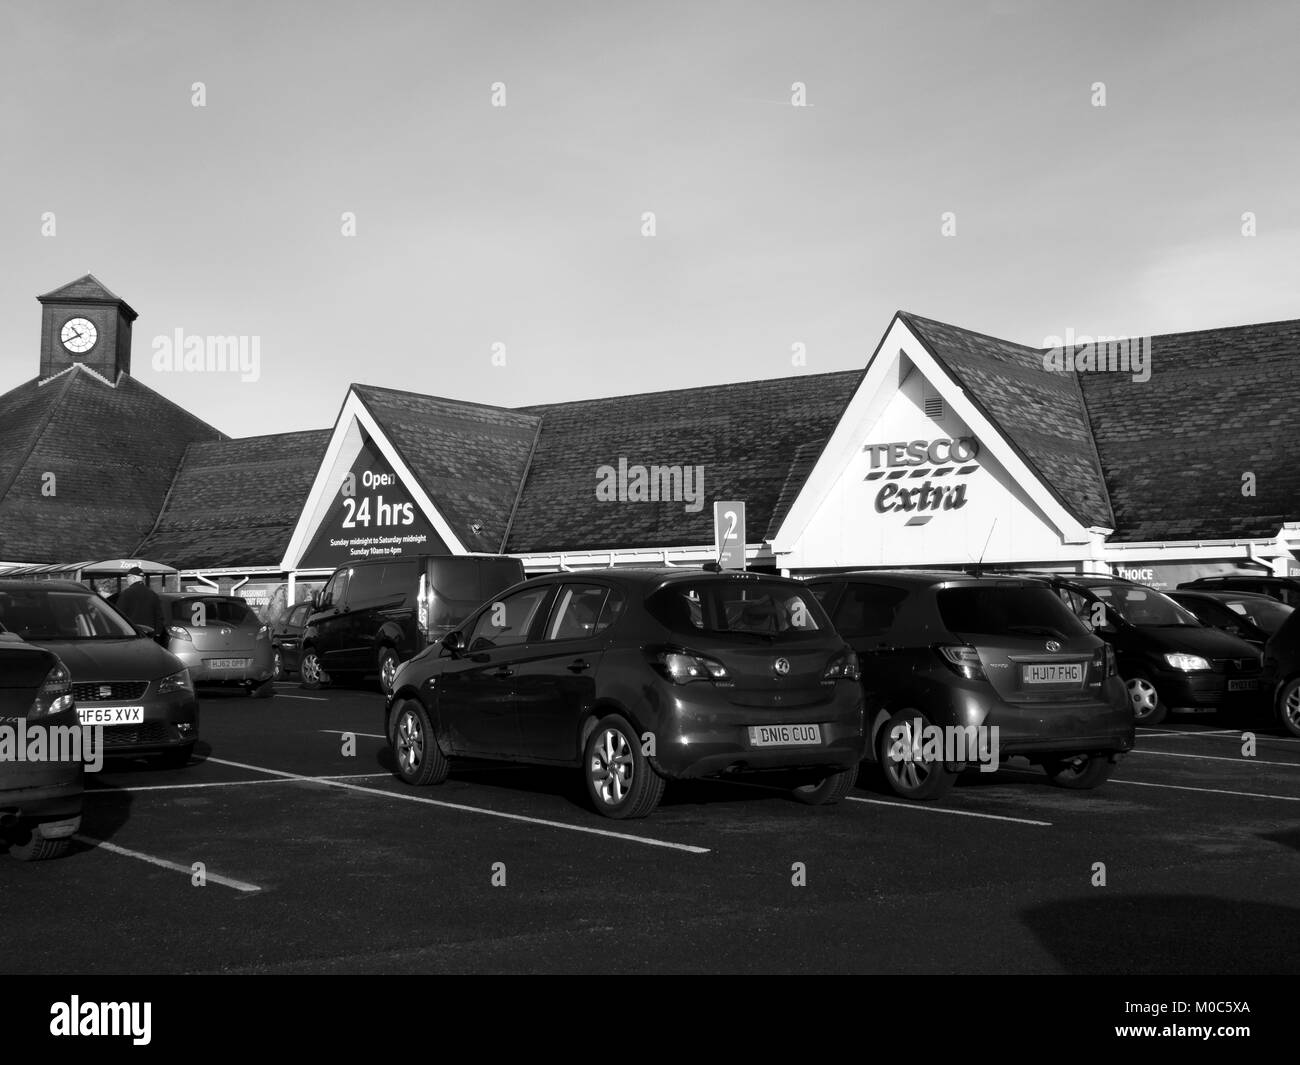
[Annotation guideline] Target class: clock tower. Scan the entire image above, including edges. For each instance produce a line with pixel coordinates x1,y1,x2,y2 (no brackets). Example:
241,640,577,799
37,274,138,381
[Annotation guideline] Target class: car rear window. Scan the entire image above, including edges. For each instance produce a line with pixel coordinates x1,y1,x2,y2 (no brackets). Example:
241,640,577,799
1230,597,1294,634
646,580,830,639
171,597,256,626
938,585,1091,640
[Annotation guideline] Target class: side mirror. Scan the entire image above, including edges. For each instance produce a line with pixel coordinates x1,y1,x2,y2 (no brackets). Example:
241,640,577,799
311,591,323,610
134,623,155,640
441,631,465,657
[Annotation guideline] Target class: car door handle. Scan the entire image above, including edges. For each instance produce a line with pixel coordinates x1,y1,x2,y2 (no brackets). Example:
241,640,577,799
493,666,514,678
567,659,591,673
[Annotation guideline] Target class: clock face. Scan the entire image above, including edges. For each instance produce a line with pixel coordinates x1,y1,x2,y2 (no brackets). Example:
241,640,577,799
60,317,98,354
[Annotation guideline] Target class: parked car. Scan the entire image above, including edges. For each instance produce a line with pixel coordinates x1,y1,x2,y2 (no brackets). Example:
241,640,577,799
157,593,275,698
0,581,198,767
1167,590,1294,650
0,633,83,860
1262,607,1300,737
1179,574,1300,608
385,568,867,819
1029,575,1264,726
303,554,526,693
270,602,312,679
804,571,1132,800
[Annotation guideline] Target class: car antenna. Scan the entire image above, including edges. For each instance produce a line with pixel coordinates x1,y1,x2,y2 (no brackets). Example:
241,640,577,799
973,519,998,577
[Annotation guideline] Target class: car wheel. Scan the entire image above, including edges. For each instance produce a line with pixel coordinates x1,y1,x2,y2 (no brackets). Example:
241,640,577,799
378,647,401,695
876,709,959,801
583,714,665,819
392,700,449,786
1124,675,1167,725
272,648,284,680
791,765,859,805
154,743,195,769
7,830,72,862
1278,678,1300,738
299,649,328,690
1042,752,1117,789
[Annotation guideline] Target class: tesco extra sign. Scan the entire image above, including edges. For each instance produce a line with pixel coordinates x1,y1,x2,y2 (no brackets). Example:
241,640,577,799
863,436,981,516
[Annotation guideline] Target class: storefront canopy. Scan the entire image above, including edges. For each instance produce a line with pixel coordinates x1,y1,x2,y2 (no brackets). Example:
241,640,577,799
0,558,178,579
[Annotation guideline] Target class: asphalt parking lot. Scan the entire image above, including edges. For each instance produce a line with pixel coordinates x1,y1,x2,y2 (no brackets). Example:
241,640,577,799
3,681,1299,975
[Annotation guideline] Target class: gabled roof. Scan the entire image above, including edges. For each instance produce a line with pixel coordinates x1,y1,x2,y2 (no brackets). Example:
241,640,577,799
1075,317,1300,542
901,312,1114,529
135,429,333,568
351,384,541,553
506,370,863,553
0,365,223,562
37,273,137,318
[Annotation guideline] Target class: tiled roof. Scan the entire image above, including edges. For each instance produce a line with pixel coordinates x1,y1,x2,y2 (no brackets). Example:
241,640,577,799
902,313,1115,529
1076,318,1300,542
0,366,223,562
37,273,136,317
135,429,333,568
506,371,863,553
352,384,541,553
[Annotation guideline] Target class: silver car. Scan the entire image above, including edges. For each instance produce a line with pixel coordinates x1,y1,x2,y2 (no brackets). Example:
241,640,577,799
158,593,275,698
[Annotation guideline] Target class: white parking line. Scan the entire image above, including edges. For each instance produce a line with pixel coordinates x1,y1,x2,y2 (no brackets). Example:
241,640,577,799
1137,727,1239,738
1133,750,1300,770
205,756,711,854
73,835,262,892
276,694,328,702
86,772,394,793
1108,778,1300,802
846,796,1051,826
319,729,386,739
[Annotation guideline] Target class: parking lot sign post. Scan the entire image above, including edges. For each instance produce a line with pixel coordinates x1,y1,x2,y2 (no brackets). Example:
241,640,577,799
714,500,746,570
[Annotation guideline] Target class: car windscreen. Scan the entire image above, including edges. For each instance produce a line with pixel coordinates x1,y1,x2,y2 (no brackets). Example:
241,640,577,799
1093,585,1200,626
169,597,257,626
1226,596,1294,634
0,588,137,640
645,580,831,640
937,585,1091,640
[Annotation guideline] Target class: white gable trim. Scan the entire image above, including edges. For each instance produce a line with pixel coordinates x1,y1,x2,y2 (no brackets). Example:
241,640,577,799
279,388,467,569
770,315,1095,558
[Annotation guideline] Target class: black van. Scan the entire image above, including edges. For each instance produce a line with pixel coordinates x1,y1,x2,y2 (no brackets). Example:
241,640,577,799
300,555,525,692
1178,574,1300,609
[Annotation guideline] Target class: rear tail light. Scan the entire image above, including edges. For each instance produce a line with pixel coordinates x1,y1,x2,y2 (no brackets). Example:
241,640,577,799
167,625,193,643
256,624,270,640
417,573,429,641
1092,644,1116,681
649,648,731,684
937,645,987,682
823,649,860,681
29,660,74,719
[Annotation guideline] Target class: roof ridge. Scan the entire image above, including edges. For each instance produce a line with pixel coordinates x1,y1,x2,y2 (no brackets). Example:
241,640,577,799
352,382,536,420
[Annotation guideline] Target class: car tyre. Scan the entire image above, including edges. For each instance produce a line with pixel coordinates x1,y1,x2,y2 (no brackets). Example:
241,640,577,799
876,709,958,801
791,765,859,805
378,647,401,695
272,648,284,680
583,714,665,820
1124,674,1167,725
392,700,449,786
7,830,72,862
154,743,195,769
1042,752,1117,789
1278,678,1300,738
299,648,328,690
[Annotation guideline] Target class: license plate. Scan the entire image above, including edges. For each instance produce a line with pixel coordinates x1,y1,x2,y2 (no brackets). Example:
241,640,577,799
78,706,144,726
1022,663,1084,684
748,723,822,748
206,658,250,669
1228,679,1259,691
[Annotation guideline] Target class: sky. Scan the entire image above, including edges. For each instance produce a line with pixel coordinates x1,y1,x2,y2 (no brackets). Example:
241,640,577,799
2,0,1298,439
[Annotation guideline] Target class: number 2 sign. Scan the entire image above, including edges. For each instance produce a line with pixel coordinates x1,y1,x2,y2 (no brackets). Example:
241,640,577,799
714,501,746,570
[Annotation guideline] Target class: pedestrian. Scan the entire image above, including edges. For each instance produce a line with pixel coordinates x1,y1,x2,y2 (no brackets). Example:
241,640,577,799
115,567,168,638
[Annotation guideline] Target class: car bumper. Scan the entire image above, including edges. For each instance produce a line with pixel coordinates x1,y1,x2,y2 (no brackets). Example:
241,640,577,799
80,689,200,756
170,643,274,686
1151,667,1267,714
0,716,85,829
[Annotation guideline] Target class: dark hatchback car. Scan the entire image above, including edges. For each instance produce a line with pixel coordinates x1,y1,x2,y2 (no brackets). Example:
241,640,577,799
805,572,1132,800
1262,608,1300,737
0,634,83,860
304,554,525,693
1033,575,1264,726
1179,574,1300,609
385,568,867,819
270,602,312,679
1167,590,1294,651
0,581,199,767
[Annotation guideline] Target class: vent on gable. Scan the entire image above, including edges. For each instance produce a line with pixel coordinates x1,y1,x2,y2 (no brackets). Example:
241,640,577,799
924,396,944,419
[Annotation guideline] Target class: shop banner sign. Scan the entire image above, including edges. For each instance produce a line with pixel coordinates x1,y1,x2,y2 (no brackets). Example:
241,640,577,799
714,501,745,569
299,435,448,569
862,436,981,527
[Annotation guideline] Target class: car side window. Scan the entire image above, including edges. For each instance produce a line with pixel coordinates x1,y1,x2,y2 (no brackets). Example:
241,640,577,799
545,584,610,641
466,585,551,651
831,583,908,637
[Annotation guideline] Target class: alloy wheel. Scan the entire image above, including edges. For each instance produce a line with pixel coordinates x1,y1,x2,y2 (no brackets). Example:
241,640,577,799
589,727,634,806
396,709,423,775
